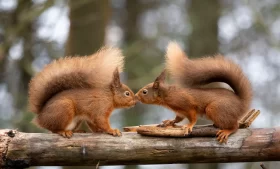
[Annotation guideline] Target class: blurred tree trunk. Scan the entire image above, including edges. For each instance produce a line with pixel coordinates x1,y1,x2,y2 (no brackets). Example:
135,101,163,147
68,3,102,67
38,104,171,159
65,0,109,56
123,0,142,44
63,1,109,169
188,0,220,169
188,0,220,58
121,1,149,169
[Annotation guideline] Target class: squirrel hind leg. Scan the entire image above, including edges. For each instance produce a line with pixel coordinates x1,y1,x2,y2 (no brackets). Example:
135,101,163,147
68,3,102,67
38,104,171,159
55,130,73,138
36,99,76,138
205,101,239,143
205,101,240,129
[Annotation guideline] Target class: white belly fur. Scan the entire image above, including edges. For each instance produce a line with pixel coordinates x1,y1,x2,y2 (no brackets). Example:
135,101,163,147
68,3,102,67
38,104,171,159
65,116,85,131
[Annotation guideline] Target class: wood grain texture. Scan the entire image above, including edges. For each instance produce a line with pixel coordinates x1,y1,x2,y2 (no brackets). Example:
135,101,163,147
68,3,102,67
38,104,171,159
136,125,218,137
0,127,280,168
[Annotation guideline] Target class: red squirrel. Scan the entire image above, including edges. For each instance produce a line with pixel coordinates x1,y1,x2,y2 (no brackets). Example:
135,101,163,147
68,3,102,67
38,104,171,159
135,42,253,143
28,47,136,138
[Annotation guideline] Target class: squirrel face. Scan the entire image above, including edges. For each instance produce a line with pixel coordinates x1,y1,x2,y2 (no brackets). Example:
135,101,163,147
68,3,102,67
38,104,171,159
111,69,136,108
135,70,166,104
135,83,158,104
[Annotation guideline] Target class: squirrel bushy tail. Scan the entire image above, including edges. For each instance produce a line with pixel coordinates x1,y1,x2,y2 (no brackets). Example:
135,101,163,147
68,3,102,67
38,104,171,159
28,47,124,114
165,42,252,111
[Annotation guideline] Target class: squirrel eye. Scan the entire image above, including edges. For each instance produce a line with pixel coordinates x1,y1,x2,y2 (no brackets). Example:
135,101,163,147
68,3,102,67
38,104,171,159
124,91,130,97
142,89,148,95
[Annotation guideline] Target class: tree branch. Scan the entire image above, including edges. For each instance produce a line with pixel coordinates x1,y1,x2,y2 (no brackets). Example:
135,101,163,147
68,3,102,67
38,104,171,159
0,126,280,168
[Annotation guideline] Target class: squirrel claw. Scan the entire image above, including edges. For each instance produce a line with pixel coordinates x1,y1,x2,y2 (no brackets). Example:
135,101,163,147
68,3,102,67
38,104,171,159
182,124,193,136
56,130,73,138
216,130,232,143
108,129,122,137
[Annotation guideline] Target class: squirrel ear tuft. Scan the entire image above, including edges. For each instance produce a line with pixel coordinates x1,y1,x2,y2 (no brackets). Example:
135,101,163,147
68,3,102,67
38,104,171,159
153,70,166,89
112,68,121,88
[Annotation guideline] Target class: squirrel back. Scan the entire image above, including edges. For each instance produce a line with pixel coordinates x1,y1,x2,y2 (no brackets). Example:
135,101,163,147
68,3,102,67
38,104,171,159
28,47,124,114
165,42,253,111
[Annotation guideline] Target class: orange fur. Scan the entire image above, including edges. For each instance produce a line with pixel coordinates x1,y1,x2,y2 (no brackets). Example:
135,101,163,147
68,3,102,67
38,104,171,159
29,47,136,138
29,47,124,114
165,42,252,112
136,42,253,143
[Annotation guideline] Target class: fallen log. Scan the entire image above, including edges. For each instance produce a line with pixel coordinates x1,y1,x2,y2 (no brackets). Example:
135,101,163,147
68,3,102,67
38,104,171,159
0,125,280,168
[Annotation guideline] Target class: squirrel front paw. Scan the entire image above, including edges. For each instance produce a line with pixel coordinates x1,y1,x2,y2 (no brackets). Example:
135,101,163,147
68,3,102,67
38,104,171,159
107,128,122,137
158,119,175,127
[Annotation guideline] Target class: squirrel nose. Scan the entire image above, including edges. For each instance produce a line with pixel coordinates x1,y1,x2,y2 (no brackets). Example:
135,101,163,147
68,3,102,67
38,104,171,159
135,93,140,101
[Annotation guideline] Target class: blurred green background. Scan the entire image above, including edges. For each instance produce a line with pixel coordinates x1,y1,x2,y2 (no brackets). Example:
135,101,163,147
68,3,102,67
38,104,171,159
0,0,280,169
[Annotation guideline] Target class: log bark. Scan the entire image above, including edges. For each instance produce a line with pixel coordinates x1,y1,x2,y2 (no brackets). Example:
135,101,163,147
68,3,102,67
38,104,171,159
0,127,280,168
